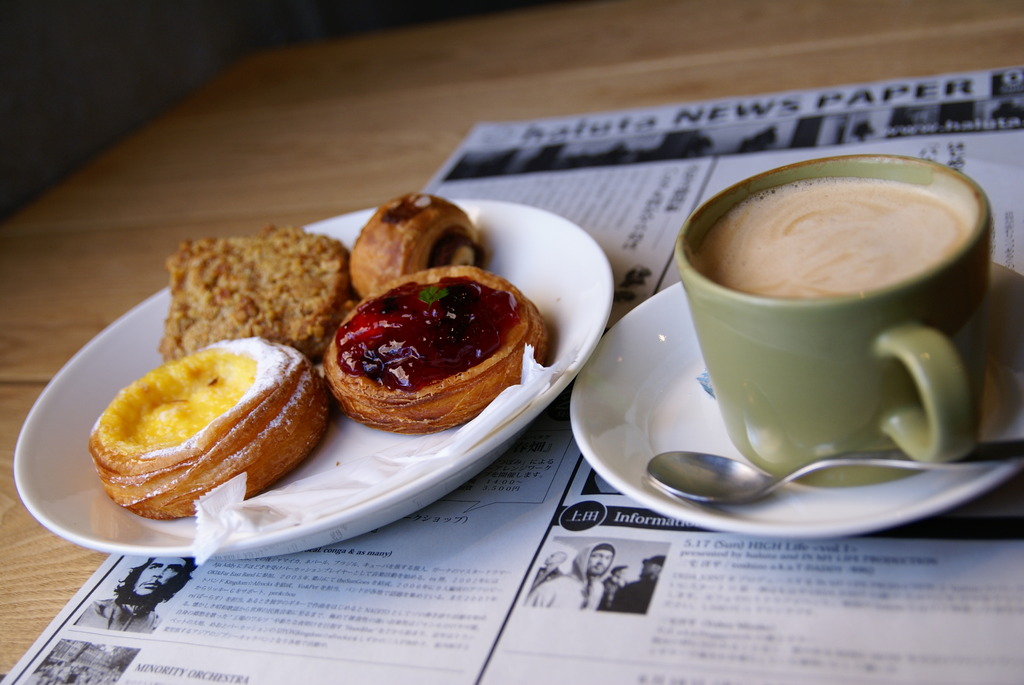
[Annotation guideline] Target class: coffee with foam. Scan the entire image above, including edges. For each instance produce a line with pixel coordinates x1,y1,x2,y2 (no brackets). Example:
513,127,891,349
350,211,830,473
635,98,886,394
692,176,977,299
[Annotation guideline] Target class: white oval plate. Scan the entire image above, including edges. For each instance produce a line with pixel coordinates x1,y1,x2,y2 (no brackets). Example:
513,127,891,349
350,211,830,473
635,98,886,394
570,265,1024,539
16,200,613,558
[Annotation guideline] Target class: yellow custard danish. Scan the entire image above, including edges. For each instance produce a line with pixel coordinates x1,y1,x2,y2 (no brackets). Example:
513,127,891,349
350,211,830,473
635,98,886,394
89,337,328,519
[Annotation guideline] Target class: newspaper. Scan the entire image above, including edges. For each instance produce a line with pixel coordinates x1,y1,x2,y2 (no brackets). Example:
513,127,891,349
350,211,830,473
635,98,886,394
7,65,1024,685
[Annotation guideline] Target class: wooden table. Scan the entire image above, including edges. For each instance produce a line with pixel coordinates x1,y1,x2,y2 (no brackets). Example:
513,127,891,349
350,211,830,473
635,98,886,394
3,0,1024,673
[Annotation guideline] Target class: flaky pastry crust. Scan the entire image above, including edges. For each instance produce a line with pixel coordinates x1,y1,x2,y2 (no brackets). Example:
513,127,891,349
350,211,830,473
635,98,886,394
89,338,329,519
349,193,485,297
323,266,548,434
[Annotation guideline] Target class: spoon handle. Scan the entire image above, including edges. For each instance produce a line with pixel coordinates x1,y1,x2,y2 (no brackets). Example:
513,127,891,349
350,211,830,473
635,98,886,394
783,439,1024,486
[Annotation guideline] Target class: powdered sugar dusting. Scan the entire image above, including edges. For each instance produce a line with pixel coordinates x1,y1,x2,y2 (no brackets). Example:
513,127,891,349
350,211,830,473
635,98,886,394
209,337,298,398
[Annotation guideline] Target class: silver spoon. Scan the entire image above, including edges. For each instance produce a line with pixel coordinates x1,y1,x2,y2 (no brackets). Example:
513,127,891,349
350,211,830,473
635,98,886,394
646,440,1024,505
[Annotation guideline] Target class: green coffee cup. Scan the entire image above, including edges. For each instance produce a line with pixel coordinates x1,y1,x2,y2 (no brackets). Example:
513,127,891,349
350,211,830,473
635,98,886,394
675,155,991,481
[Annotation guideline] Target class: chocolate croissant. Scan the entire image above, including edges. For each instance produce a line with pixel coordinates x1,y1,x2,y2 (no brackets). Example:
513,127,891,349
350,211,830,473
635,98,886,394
349,193,485,297
323,266,547,434
89,337,329,519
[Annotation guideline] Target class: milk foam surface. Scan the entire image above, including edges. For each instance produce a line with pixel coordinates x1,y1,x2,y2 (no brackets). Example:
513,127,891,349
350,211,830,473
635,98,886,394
693,177,974,298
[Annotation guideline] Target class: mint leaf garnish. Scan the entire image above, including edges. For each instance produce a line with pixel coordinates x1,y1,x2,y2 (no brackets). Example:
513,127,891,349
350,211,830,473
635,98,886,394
419,285,449,305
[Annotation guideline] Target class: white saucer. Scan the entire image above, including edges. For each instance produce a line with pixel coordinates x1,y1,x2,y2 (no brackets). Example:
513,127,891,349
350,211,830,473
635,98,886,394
15,200,613,558
570,264,1024,539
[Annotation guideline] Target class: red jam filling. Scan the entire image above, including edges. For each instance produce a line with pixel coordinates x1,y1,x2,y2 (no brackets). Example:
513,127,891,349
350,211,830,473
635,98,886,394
334,276,520,391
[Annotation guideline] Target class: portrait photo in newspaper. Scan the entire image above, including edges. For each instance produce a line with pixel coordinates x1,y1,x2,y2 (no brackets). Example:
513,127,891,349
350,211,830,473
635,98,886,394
523,536,669,614
74,557,197,634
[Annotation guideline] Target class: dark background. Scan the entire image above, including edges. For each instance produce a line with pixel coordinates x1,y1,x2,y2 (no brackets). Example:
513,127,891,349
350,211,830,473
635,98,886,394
0,0,573,220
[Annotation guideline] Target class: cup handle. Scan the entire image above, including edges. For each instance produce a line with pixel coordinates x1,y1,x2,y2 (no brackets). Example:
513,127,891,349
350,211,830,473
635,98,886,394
873,323,975,462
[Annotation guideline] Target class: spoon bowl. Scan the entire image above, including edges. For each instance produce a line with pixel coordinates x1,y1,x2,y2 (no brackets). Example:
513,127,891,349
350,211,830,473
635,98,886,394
647,441,1024,505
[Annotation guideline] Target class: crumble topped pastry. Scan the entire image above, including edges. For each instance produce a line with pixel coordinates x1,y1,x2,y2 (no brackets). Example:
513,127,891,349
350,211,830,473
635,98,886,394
159,225,351,361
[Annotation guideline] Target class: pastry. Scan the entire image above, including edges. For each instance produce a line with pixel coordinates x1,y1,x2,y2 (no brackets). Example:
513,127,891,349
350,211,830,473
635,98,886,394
349,193,485,297
324,265,548,434
159,225,352,362
89,337,329,519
